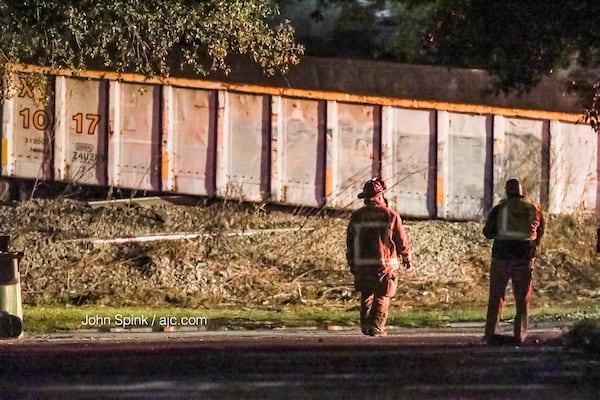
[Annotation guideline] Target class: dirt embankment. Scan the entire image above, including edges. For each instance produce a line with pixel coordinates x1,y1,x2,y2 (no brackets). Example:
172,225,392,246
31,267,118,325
2,198,598,310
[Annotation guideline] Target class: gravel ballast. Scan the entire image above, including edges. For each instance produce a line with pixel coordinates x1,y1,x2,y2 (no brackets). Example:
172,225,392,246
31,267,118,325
2,198,597,310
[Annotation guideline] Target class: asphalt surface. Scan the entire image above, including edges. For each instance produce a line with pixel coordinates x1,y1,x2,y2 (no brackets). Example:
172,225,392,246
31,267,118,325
0,322,598,399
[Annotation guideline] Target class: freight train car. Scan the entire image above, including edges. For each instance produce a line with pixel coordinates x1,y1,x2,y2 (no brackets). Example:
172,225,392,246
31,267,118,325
0,62,597,220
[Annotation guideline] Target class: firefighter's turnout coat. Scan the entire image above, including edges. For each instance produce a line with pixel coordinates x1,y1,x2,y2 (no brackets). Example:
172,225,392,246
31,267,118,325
346,199,411,279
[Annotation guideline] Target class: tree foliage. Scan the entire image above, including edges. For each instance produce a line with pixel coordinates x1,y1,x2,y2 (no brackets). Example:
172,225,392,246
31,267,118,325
0,0,304,77
423,1,600,93
278,0,434,62
290,0,600,92
422,0,600,129
283,0,600,130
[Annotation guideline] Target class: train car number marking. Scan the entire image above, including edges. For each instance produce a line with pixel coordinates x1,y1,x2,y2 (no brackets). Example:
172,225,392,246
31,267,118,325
73,113,101,135
19,108,50,130
18,108,101,135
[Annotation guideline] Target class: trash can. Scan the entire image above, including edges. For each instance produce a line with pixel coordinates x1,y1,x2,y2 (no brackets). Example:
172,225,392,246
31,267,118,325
0,235,24,339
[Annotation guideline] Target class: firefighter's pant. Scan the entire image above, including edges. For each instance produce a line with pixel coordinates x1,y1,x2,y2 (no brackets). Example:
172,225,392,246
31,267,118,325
355,272,397,335
485,257,535,342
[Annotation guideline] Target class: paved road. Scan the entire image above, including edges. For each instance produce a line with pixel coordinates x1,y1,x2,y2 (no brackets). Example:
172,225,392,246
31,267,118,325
0,324,598,399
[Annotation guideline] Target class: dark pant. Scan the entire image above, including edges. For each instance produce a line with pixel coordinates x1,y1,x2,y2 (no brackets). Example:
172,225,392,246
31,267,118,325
485,257,535,342
355,272,397,335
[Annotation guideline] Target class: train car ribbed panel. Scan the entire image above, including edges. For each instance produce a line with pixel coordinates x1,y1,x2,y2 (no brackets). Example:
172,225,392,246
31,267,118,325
54,77,108,186
162,86,215,196
327,102,378,209
437,112,489,220
271,96,323,207
108,82,161,191
217,92,268,202
548,121,597,215
492,116,545,206
1,73,54,181
381,106,436,218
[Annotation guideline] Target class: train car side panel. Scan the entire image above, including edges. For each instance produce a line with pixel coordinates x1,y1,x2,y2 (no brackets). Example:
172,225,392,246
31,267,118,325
2,73,54,180
382,106,436,218
108,81,161,191
162,86,215,196
54,77,108,186
492,116,544,205
327,102,379,209
271,96,323,207
437,112,489,220
217,92,268,202
548,121,597,215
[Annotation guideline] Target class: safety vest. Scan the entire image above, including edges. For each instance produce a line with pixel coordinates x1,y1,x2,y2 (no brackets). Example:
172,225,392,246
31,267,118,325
496,198,539,241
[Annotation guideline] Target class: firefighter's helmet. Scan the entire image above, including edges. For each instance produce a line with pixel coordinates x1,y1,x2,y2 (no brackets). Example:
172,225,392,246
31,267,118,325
358,178,386,199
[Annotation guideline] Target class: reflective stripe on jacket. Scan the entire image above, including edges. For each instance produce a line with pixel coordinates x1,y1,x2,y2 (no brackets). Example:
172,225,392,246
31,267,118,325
496,198,541,240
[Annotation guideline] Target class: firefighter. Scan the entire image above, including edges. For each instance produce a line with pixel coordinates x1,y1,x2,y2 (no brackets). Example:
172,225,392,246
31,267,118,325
483,178,545,345
346,178,412,336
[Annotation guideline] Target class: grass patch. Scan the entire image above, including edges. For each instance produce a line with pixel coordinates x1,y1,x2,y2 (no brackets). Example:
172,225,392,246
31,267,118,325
389,307,487,327
22,305,359,333
21,303,600,334
532,304,600,321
